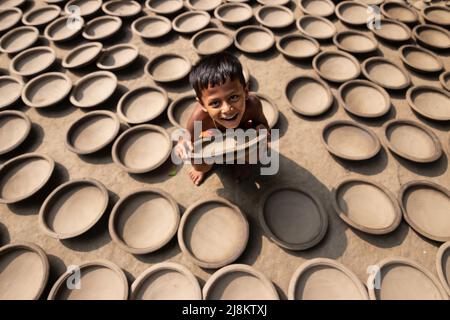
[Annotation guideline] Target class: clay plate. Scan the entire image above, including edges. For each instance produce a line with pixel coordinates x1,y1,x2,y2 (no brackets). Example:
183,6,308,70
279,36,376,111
436,241,450,296
145,53,191,83
65,110,120,155
82,15,122,41
131,15,172,39
178,197,249,269
0,76,23,109
62,42,103,69
369,18,411,42
254,92,279,128
333,30,378,54
0,153,55,204
44,16,84,42
22,72,72,108
145,0,183,16
288,258,369,300
399,45,443,73
234,25,275,54
214,3,253,26
440,70,450,92
313,50,361,83
172,10,210,35
109,188,180,254
70,71,117,108
186,0,222,12
422,5,450,27
276,34,320,60
65,0,102,17
336,1,369,26
10,46,56,77
296,15,336,40
131,262,202,300
22,5,61,28
257,0,290,5
380,2,418,25
102,0,141,18
255,5,295,29
0,26,39,54
412,24,450,51
0,242,49,300
406,85,450,121
0,7,22,33
167,93,197,128
362,57,411,90
0,110,31,155
298,0,335,17
112,124,171,174
96,44,139,71
191,28,234,56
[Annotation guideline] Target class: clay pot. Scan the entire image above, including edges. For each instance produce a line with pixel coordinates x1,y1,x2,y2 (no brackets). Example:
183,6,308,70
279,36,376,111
96,44,139,71
380,2,419,25
214,2,253,26
406,85,450,121
44,16,84,42
257,0,290,5
172,10,210,35
145,53,192,83
234,25,275,54
65,0,102,17
62,42,103,69
22,72,72,108
102,0,141,18
399,44,443,73
0,0,25,9
167,93,197,128
10,46,56,77
191,28,234,56
296,15,336,40
0,110,31,155
0,26,39,54
312,50,361,83
436,241,450,297
254,92,279,128
422,5,450,27
131,15,172,40
0,75,23,109
362,57,411,90
440,70,450,91
276,34,320,60
70,71,117,108
335,1,370,26
255,5,295,29
186,0,222,12
145,0,184,16
298,0,335,17
0,7,22,33
369,18,411,43
82,15,122,41
22,5,61,28
412,24,450,51
333,30,378,54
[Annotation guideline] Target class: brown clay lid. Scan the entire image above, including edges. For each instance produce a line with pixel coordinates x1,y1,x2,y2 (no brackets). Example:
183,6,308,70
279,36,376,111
369,18,411,42
22,5,60,27
336,1,370,26
145,53,192,83
0,7,22,33
65,0,102,17
10,46,56,77
288,258,369,300
65,110,121,155
22,72,72,108
412,24,450,50
145,0,183,16
406,85,450,121
255,5,295,29
0,75,23,109
298,0,335,17
422,5,450,27
62,42,103,69
440,70,450,91
70,71,117,108
82,15,122,41
167,93,197,128
0,110,31,155
186,0,222,12
44,16,84,42
131,262,202,300
214,2,253,25
380,2,419,24
254,92,279,128
436,241,450,297
0,242,49,300
48,260,129,300
276,33,320,60
191,28,234,56
178,197,249,269
333,30,378,54
313,50,361,83
203,264,279,300
0,153,55,204
172,10,210,35
109,188,180,254
296,15,336,40
102,0,141,17
234,25,275,54
332,178,402,235
399,44,443,73
96,44,139,71
0,26,39,54
131,15,172,39
362,57,411,90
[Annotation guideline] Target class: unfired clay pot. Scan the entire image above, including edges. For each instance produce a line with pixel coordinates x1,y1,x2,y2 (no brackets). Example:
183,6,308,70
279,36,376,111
298,0,335,17
0,75,23,109
380,2,419,25
0,7,22,33
255,5,295,29
70,71,117,108
65,0,102,17
0,110,31,155
191,28,234,56
167,93,197,128
276,34,320,60
436,241,450,297
254,92,279,128
10,46,56,77
440,70,450,92
296,15,336,40
362,57,411,90
22,72,72,108
44,16,84,42
145,0,183,16
172,10,210,35
0,26,39,54
62,42,103,69
145,53,192,83
312,50,361,83
234,25,275,54
214,2,253,25
96,44,139,71
335,1,370,26
406,85,450,121
82,15,122,41
102,0,141,17
131,15,172,40
333,30,378,54
412,24,450,51
422,5,450,27
22,5,61,28
186,0,222,12
399,45,443,73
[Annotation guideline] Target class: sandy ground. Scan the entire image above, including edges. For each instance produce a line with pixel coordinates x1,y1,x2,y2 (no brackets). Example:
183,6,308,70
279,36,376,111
0,0,449,299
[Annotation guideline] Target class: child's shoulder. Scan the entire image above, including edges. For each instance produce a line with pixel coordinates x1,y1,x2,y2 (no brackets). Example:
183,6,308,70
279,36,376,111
246,92,263,109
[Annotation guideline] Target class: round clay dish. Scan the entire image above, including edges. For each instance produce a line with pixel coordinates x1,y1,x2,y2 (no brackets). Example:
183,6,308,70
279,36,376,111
0,76,23,109
10,46,56,77
131,15,172,39
313,50,361,83
65,0,102,17
406,85,450,121
254,92,279,128
145,0,183,16
399,45,443,73
191,28,234,56
96,44,139,71
369,18,411,42
22,5,61,28
44,16,84,42
0,110,31,155
422,5,450,27
436,241,450,296
298,0,335,17
0,26,39,54
167,93,197,128
362,57,411,90
257,0,290,5
108,188,180,254
0,8,22,33
380,2,418,25
255,5,295,29
172,10,210,35
82,15,122,41
145,53,191,83
336,1,369,26
412,24,450,51
333,30,378,54
186,0,222,12
234,25,275,54
62,42,103,69
0,0,26,7
102,0,141,18
214,3,253,26
70,71,117,108
276,34,320,60
440,70,450,92
296,15,336,40
22,72,72,108
178,197,249,269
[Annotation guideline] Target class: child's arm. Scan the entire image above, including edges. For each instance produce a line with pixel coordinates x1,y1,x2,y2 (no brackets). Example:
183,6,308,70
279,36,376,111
250,95,270,132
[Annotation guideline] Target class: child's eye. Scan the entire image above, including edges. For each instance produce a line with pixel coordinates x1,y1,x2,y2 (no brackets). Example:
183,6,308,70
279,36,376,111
229,95,239,102
210,101,220,108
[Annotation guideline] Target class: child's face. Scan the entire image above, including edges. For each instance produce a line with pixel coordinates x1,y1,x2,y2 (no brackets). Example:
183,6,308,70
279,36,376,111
199,78,248,129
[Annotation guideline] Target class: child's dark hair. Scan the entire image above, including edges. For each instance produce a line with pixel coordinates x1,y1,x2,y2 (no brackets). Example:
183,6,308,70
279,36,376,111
189,52,246,100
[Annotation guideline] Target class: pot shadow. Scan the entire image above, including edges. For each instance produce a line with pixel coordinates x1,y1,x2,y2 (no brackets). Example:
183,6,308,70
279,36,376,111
40,254,67,300
0,222,10,246
78,144,115,165
409,112,450,133
248,75,259,92
274,111,289,139
35,98,77,119
141,31,179,47
390,151,448,177
329,147,389,176
51,37,84,50
346,106,397,128
290,96,339,122
159,77,193,96
405,66,443,82
84,84,128,112
129,155,179,185
102,26,133,45
351,221,410,249
0,122,45,163
133,234,181,265
376,38,415,50
113,54,148,81
239,45,280,61
284,56,314,71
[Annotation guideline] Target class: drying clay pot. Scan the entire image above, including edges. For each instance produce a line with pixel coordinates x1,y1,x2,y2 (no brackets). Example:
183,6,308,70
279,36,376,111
65,0,102,17
0,153,55,204
255,5,295,29
257,0,290,5
234,25,275,54
96,44,139,71
44,16,84,42
362,57,411,90
65,110,120,155
440,70,450,92
358,0,383,5
22,72,72,108
62,42,103,69
0,76,23,109
214,3,253,26
172,10,210,35
276,34,320,60
322,120,381,161
436,241,450,296
0,0,26,6
191,28,234,56
369,18,411,42
406,85,450,121
0,110,31,155
332,178,402,234
0,7,22,33
422,5,450,27
145,0,183,16
296,15,336,40
117,86,168,125
145,53,191,83
82,15,122,41
130,262,202,300
412,24,450,51
70,71,117,108
102,0,141,17
22,5,61,28
399,45,443,73
0,26,39,54
186,0,221,12
380,2,419,25
0,242,49,300
10,46,56,77
167,93,197,128
336,1,370,26
109,188,180,254
313,50,361,83
333,30,378,54
298,0,335,17
203,264,279,300
254,92,279,128
48,260,128,300
131,15,172,39
288,258,369,300
178,197,249,269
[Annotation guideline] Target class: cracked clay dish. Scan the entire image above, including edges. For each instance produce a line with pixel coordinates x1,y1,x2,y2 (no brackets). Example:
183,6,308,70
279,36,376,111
10,46,56,77
22,72,72,108
406,85,450,121
362,57,411,90
62,42,103,69
70,71,117,108
313,50,360,83
0,110,31,155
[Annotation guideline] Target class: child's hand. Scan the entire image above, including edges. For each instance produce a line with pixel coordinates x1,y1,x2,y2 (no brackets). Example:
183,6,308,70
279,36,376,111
199,129,216,139
175,136,192,160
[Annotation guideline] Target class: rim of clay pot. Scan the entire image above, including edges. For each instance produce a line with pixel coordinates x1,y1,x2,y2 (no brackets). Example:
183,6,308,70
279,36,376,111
331,178,402,235
258,185,328,250
368,18,411,42
43,0,67,3
145,53,192,83
111,124,172,174
321,120,381,161
312,50,361,83
276,33,320,60
0,110,31,155
44,15,84,42
0,242,50,300
38,179,109,239
145,0,184,16
436,241,450,296
380,1,419,24
383,118,443,163
399,180,450,242
82,15,122,41
9,46,56,77
255,5,295,29
367,256,448,300
0,26,39,54
70,71,117,108
285,74,332,116
332,30,378,54
22,72,72,108
130,262,202,300
96,44,139,71
257,0,290,5
361,57,411,90
422,5,450,27
65,110,121,154
172,10,210,35
191,28,234,56
0,75,23,109
102,0,141,17
296,15,336,40
65,0,102,17
399,44,443,73
62,41,103,69
338,79,390,118
440,70,450,92
48,259,129,300
203,264,279,300
131,15,172,39
22,5,60,27
186,0,222,12
288,258,369,300
406,85,450,121
108,188,180,254
298,0,335,17
0,7,22,33
335,1,369,26
167,93,197,128
214,2,253,25
0,153,55,204
253,92,279,128
234,25,275,54
412,24,450,50
177,197,249,269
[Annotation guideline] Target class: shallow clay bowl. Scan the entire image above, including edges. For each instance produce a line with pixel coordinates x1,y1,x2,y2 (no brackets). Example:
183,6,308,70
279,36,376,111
96,44,139,71
380,2,418,25
172,10,210,35
399,181,450,242
276,33,320,60
117,86,169,125
0,26,39,54
234,25,275,54
22,72,72,108
259,186,328,250
0,242,49,300
102,0,141,18
203,264,279,300
440,70,450,91
369,18,411,42
131,15,172,40
191,28,234,56
257,0,290,5
44,16,84,42
70,71,117,108
296,15,336,40
0,7,22,33
298,0,335,17
112,124,172,174
109,188,180,254
322,120,381,161
0,76,23,109
255,5,295,29
333,30,378,54
254,92,279,129
145,0,183,16
288,258,369,300
65,110,120,155
285,75,332,116
383,119,442,163
332,178,401,235
186,0,221,12
10,46,56,77
368,257,448,300
338,80,390,118
82,15,122,41
22,5,61,28
167,93,197,128
0,110,31,155
362,57,411,90
436,242,450,296
399,45,443,73
48,260,128,300
0,153,55,204
422,5,450,28
62,42,103,69
412,24,450,51
178,197,249,269
145,53,191,83
131,262,202,300
65,0,102,17
335,1,370,26
313,50,360,83
406,85,450,121
214,3,253,26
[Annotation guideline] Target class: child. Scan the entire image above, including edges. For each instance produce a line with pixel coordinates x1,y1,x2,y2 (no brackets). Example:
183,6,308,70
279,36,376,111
176,52,270,186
